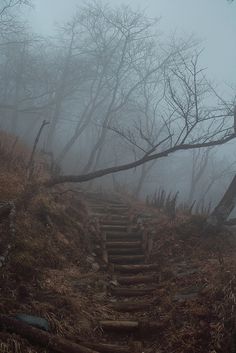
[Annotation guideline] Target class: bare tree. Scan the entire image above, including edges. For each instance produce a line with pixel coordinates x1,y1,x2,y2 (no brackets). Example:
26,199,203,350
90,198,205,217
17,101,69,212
187,147,212,204
45,49,236,186
54,2,180,171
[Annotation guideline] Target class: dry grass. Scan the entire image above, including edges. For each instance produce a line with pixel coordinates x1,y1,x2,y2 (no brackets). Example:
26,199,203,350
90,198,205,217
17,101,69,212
1,131,236,352
0,131,107,351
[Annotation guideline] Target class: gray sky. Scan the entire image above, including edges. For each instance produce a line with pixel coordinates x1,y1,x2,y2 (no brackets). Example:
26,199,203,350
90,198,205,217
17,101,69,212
29,0,236,86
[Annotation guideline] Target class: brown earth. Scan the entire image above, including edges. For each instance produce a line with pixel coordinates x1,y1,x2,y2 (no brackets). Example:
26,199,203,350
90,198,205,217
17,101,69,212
0,131,236,353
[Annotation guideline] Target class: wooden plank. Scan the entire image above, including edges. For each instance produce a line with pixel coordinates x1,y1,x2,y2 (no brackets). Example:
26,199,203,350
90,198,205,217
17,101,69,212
116,274,158,285
106,232,141,241
100,320,138,331
101,220,129,226
111,287,156,297
101,225,128,232
100,320,163,333
110,301,152,312
109,255,145,264
106,241,142,248
108,247,143,255
114,264,159,273
82,342,130,353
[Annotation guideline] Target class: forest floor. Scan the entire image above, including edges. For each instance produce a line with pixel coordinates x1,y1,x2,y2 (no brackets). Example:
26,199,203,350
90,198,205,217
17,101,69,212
0,132,236,353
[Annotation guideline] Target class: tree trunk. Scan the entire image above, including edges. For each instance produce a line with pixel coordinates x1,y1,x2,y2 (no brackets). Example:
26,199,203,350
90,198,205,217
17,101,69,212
207,175,236,226
0,314,99,353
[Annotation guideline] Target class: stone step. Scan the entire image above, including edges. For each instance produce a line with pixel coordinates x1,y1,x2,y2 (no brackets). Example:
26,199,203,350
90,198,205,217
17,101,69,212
116,274,158,285
108,247,143,255
106,241,142,248
111,286,156,297
109,255,145,264
114,264,159,274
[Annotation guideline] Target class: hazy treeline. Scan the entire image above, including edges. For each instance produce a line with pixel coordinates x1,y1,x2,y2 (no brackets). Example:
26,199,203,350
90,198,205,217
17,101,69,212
0,0,235,207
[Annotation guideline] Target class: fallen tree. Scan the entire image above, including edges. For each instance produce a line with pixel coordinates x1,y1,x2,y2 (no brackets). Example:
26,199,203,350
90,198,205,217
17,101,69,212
0,314,99,353
46,133,236,187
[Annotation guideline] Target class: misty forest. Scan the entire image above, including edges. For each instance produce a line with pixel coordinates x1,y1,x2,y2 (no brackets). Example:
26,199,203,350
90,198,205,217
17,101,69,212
0,0,236,352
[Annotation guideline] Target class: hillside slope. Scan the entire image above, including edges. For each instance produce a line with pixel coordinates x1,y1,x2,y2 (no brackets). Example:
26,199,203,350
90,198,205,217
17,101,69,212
0,133,236,353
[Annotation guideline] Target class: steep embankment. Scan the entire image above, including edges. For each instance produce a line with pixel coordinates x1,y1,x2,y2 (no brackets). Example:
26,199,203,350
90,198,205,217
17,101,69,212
0,132,236,353
0,133,108,352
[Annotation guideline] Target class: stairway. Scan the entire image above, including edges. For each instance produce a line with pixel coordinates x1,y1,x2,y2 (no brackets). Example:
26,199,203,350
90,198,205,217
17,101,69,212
84,193,161,353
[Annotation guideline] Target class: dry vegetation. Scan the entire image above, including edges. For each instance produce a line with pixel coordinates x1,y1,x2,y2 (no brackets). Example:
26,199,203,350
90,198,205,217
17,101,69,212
0,131,236,353
130,202,236,352
0,131,107,352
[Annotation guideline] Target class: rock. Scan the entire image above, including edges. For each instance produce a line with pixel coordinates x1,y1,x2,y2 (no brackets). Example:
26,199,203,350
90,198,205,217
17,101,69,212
110,279,118,287
91,262,100,271
86,255,95,264
15,314,50,331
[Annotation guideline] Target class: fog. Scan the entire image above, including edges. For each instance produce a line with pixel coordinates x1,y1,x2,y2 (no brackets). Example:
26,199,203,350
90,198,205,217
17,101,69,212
30,0,236,83
1,0,236,211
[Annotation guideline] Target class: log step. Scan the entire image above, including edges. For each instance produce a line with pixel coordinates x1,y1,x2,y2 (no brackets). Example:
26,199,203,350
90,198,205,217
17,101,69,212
101,220,129,226
116,274,158,285
90,207,107,214
110,301,152,312
108,247,143,255
111,287,156,297
109,205,129,210
100,320,163,333
105,215,129,221
109,255,145,264
106,232,141,241
106,241,142,248
82,342,130,353
100,320,138,332
90,206,128,214
114,264,159,273
101,225,128,232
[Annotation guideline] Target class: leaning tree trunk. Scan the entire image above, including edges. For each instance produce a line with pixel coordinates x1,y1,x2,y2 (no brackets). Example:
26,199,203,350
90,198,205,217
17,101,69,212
207,175,236,227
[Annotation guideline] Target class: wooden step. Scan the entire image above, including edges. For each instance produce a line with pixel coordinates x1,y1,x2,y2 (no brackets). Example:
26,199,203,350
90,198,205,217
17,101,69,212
110,301,152,312
111,286,156,297
105,215,129,221
116,274,158,285
90,206,107,214
109,205,128,209
109,255,145,264
106,241,142,248
108,247,143,255
100,320,163,333
101,220,129,227
106,232,141,241
101,225,128,233
114,264,159,273
82,342,130,353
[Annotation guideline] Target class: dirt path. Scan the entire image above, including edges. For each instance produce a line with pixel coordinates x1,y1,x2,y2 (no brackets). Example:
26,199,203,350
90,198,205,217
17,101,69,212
74,192,236,353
